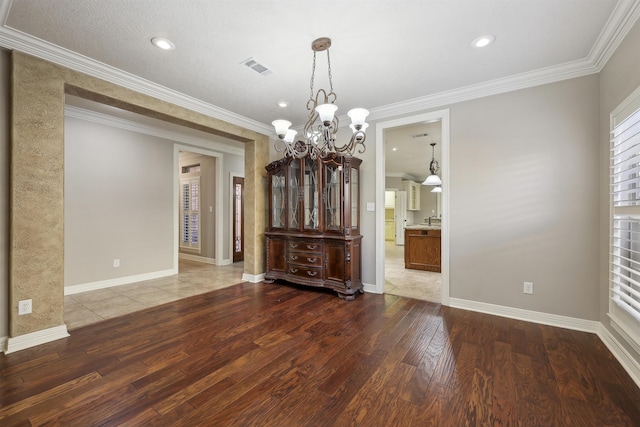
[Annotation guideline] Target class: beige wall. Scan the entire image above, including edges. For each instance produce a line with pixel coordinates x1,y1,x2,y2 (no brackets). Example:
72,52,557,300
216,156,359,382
65,115,174,286
599,18,640,366
0,49,9,339
448,75,600,319
363,74,601,320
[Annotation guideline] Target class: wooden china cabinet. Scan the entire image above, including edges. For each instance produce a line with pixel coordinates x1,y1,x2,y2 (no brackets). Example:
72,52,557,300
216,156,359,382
264,152,363,300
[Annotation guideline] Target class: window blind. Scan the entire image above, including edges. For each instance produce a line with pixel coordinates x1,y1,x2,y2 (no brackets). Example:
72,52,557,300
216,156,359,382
610,96,640,350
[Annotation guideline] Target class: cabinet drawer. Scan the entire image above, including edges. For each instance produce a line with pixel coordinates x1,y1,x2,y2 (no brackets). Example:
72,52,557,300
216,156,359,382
406,229,441,237
288,265,323,280
289,252,323,266
288,240,323,253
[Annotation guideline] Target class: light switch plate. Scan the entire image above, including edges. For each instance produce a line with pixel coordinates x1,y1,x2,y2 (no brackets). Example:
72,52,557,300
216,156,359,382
366,203,375,212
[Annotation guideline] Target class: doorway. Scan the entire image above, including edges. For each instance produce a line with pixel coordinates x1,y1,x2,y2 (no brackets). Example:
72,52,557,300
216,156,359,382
375,110,450,306
233,176,244,262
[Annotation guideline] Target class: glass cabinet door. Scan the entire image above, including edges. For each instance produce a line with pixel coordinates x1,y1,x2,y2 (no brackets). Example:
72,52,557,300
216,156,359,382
325,163,342,231
288,159,301,230
351,167,359,230
271,169,286,228
303,159,319,230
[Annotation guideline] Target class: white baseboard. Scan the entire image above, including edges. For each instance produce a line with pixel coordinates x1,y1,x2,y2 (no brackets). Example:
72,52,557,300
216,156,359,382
178,253,234,266
5,325,69,354
449,297,640,388
597,324,640,389
64,268,177,295
363,282,379,294
179,253,217,265
243,273,265,283
449,297,600,333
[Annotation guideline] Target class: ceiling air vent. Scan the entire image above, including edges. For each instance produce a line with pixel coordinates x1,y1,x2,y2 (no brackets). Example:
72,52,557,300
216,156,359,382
241,57,274,76
411,133,429,138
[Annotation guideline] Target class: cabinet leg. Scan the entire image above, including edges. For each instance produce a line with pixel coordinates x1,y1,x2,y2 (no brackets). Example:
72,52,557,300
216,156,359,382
263,279,275,284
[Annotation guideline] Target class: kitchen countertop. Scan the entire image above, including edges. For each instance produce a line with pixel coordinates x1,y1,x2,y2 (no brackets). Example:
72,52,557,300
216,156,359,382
405,224,442,230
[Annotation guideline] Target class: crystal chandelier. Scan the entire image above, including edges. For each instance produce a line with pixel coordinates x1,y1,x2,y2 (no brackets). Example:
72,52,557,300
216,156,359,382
422,142,442,186
272,37,369,159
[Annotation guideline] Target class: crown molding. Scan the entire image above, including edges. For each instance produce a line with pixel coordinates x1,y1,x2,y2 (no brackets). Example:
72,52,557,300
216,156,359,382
365,0,640,122
64,105,245,156
2,0,639,127
385,172,418,181
0,2,272,136
591,0,640,71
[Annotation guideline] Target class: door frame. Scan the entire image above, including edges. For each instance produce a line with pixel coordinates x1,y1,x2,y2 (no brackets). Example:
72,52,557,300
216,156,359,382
229,171,244,263
395,190,407,246
375,109,450,306
175,145,224,267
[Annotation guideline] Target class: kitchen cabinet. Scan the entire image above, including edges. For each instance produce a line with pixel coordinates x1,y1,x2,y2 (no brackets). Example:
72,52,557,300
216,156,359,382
404,227,441,272
403,180,420,211
265,153,363,300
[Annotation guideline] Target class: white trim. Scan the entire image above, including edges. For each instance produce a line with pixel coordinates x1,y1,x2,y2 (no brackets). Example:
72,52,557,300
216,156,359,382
449,298,600,333
175,145,225,268
5,325,69,354
597,323,640,389
64,269,177,295
375,110,450,306
362,282,378,294
1,2,638,129
65,105,245,156
179,252,216,265
0,14,271,136
609,311,640,357
385,172,419,181
242,273,265,283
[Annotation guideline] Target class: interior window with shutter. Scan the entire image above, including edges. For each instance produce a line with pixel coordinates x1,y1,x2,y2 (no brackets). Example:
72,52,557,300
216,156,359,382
180,176,201,251
610,85,640,354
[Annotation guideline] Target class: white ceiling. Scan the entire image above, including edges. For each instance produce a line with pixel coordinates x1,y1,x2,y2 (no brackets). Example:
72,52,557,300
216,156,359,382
1,0,639,177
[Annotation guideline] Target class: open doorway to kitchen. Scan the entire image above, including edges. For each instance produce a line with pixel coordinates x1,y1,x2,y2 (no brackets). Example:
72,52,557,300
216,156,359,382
375,110,450,305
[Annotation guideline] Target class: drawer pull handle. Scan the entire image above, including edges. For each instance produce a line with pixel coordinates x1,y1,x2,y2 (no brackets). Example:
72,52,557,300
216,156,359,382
291,243,299,248
291,255,299,260
290,268,299,273
307,257,316,263
307,271,317,276
307,244,316,250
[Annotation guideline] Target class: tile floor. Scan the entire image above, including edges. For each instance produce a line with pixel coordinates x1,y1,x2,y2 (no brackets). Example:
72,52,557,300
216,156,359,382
65,247,440,331
384,240,441,303
64,259,244,330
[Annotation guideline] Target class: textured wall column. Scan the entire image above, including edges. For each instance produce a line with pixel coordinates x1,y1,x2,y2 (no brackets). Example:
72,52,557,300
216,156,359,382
9,52,267,347
243,136,269,276
10,52,66,336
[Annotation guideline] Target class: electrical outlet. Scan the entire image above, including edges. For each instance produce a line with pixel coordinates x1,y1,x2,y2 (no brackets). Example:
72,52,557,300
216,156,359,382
523,281,533,294
18,299,32,315
113,259,120,268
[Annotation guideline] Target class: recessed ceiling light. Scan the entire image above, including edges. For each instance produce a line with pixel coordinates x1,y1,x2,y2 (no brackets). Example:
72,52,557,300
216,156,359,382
471,35,495,48
151,37,175,51
277,101,289,108
392,147,398,151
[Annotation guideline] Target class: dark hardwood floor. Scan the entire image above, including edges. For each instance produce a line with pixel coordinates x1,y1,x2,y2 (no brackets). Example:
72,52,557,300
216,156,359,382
1,282,639,426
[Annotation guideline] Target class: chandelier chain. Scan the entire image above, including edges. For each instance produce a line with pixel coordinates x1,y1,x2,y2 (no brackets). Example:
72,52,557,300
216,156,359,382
310,52,317,100
327,49,334,93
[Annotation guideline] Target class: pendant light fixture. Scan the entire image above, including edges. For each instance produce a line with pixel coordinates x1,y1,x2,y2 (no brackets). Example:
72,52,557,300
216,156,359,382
422,142,442,185
272,37,369,159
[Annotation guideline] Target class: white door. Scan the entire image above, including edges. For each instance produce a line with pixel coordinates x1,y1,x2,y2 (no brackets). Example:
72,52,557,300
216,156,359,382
395,190,407,245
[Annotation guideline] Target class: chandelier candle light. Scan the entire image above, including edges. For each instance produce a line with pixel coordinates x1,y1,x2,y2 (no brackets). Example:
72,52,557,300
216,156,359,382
272,37,370,159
